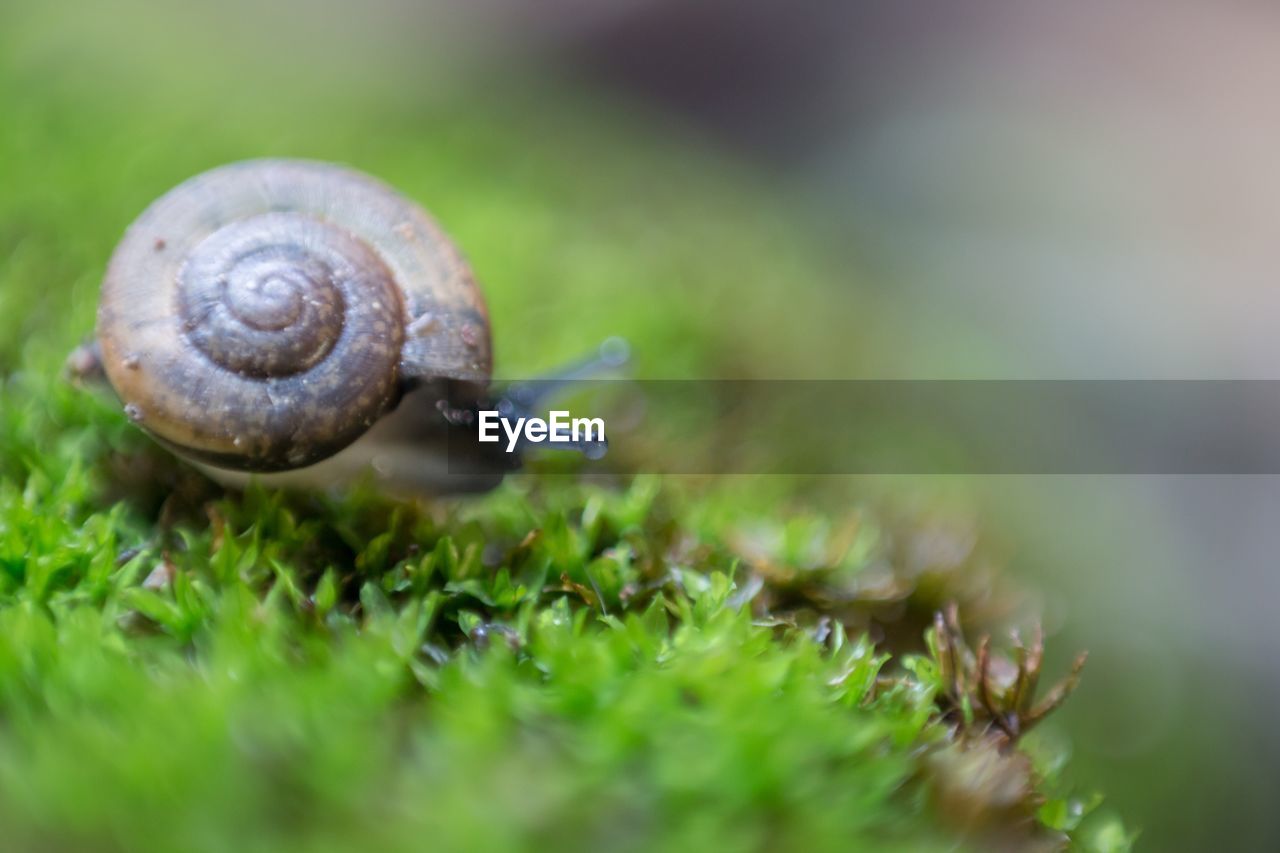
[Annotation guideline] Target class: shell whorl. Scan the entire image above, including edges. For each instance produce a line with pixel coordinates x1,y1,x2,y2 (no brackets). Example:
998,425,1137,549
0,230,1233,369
178,213,381,379
96,160,492,471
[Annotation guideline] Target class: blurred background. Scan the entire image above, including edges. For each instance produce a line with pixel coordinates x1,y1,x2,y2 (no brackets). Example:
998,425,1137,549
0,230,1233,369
4,0,1280,848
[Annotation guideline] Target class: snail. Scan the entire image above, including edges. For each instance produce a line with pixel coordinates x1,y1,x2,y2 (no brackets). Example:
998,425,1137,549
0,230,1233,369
73,159,620,494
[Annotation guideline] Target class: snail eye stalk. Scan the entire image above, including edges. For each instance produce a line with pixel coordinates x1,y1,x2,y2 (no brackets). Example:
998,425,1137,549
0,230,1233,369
438,337,629,464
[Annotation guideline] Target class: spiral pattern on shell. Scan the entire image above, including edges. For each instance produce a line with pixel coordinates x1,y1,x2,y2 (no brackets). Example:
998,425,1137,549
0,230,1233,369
96,160,491,471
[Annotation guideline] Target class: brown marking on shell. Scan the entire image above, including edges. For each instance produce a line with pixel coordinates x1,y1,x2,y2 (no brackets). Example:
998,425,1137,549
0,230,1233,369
96,159,491,471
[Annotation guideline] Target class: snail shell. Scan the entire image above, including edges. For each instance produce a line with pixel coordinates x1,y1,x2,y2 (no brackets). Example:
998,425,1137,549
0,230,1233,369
96,159,491,472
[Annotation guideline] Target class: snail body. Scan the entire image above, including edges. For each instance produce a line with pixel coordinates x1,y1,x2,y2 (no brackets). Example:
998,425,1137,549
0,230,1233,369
93,159,498,491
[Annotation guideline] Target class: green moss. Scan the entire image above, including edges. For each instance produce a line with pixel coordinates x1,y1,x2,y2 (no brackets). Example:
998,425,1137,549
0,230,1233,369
0,373,1128,850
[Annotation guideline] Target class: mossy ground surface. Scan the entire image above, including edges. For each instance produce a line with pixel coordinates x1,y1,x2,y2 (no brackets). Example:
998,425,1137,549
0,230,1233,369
0,11,1130,850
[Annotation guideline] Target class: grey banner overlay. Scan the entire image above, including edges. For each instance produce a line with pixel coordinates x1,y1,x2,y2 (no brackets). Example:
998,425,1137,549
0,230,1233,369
447,380,1280,474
